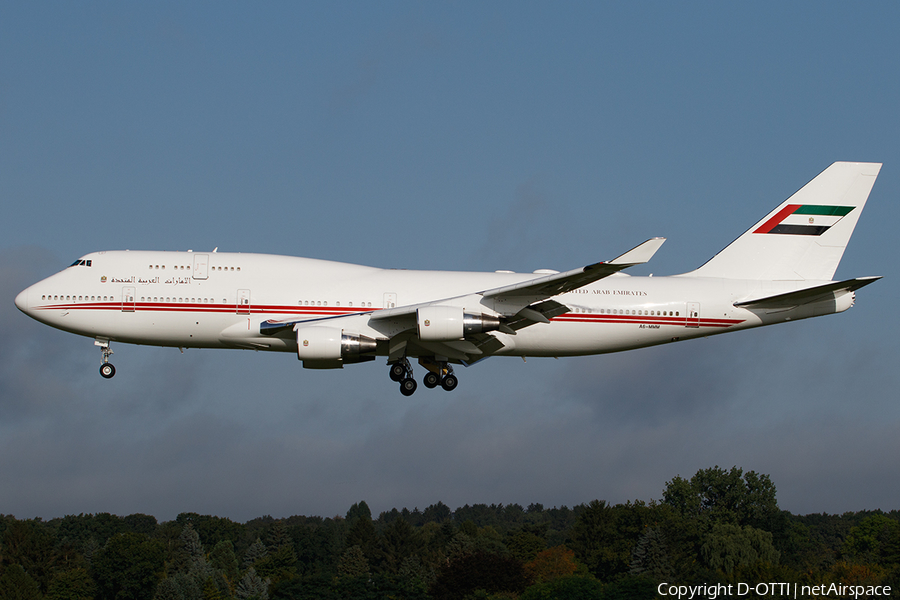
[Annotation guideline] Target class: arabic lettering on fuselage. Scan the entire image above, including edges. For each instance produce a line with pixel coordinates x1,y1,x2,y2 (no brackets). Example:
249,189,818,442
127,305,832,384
107,276,190,286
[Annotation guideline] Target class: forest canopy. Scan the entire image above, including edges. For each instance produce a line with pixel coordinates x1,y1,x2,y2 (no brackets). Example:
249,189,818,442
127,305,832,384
1,466,898,600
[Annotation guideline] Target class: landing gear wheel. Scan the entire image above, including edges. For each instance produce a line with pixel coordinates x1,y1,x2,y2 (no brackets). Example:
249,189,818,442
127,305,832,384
441,374,458,391
423,371,440,389
400,378,418,396
99,363,116,379
389,362,407,382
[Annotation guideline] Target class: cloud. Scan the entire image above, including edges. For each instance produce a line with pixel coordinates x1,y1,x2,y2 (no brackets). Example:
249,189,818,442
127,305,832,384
2,247,898,523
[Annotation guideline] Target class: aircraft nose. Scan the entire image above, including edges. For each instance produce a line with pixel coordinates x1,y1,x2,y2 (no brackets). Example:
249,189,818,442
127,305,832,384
15,288,29,313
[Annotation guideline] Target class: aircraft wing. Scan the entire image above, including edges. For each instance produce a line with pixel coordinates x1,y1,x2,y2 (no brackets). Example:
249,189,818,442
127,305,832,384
365,237,666,325
734,276,881,309
262,238,665,362
481,238,665,301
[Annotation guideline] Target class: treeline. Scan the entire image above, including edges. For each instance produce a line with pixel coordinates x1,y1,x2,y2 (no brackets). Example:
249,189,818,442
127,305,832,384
1,466,899,599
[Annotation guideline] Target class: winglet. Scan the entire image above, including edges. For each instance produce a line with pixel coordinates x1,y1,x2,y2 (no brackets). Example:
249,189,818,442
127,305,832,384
606,237,666,266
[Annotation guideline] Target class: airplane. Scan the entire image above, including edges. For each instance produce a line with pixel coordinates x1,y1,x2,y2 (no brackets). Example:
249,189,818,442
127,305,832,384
15,162,882,396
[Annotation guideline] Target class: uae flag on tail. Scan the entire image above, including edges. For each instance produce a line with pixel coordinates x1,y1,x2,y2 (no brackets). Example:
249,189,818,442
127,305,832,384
754,204,855,236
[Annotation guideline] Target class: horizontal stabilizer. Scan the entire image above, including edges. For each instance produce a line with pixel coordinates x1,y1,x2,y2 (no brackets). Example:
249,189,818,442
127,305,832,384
734,276,881,309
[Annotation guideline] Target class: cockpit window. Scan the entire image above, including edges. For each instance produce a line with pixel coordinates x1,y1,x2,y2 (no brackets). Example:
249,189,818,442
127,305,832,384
69,259,92,267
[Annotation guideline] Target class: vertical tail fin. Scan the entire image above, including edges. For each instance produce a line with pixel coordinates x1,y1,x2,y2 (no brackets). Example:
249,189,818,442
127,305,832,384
687,162,881,281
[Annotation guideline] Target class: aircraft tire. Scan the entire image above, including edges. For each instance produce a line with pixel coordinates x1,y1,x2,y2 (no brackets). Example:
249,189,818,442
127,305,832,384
389,363,406,382
423,372,440,388
100,363,116,379
400,378,417,396
441,374,458,391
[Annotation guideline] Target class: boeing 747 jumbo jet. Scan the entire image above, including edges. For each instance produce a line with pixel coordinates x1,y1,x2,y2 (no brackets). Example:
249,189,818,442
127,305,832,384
16,162,882,395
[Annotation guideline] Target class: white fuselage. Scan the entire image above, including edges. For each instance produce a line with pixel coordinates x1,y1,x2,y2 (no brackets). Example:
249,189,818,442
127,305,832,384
14,250,850,361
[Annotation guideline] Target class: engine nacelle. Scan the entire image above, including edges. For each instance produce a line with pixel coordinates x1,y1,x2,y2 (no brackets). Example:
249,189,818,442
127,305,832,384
296,326,377,369
416,306,501,341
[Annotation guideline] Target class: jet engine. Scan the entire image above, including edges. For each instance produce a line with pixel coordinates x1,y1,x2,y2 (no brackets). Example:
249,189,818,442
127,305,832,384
296,326,377,369
416,306,501,341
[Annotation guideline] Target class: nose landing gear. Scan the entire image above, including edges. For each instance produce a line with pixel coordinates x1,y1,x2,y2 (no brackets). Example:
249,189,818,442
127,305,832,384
96,340,116,379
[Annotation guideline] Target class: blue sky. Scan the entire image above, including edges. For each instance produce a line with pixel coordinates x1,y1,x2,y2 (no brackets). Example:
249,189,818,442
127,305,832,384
2,2,899,522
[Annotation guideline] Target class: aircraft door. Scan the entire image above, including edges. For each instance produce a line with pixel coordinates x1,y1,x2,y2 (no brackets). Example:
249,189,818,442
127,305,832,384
122,287,136,312
384,293,397,309
192,254,209,280
686,302,700,327
237,289,251,315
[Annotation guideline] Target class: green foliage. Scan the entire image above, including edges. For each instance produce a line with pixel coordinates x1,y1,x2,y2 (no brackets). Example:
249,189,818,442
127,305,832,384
346,501,372,524
507,529,546,563
379,517,422,573
242,538,268,570
253,544,298,585
90,532,166,600
153,578,185,600
7,466,900,600
629,527,673,583
520,574,605,600
843,514,900,565
1,518,56,592
170,523,205,576
701,522,780,575
337,545,370,578
663,466,779,529
569,500,651,582
0,564,42,600
46,568,96,600
208,540,240,584
430,551,526,600
235,567,268,600
601,574,657,600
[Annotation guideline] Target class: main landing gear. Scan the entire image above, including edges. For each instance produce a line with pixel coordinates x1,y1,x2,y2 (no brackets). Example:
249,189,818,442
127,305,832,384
388,358,458,396
96,340,116,379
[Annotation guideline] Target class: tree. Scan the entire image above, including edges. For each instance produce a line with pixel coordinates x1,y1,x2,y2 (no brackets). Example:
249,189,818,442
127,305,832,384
843,514,900,565
265,521,292,552
242,538,268,570
235,567,268,600
663,466,778,529
171,523,205,575
422,502,452,524
379,518,421,573
520,574,605,600
0,564,42,600
345,502,372,525
568,500,621,580
208,540,240,585
430,551,526,600
345,515,379,567
254,544,298,585
337,545,370,579
524,546,579,584
701,523,779,575
507,529,546,563
1,519,56,593
91,532,166,600
152,578,185,600
46,568,96,600
629,527,674,583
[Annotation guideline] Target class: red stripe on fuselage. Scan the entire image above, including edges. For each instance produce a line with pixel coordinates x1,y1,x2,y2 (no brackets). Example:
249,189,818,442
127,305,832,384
36,303,744,328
